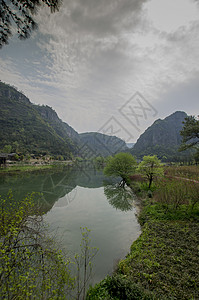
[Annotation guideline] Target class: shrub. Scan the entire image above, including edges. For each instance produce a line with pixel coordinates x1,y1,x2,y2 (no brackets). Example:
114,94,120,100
0,191,74,299
86,274,156,300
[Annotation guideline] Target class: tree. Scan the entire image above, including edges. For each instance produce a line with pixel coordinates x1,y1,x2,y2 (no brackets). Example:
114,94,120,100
73,227,98,300
0,0,62,48
0,191,74,298
137,155,164,189
179,115,199,151
103,152,137,188
3,144,12,153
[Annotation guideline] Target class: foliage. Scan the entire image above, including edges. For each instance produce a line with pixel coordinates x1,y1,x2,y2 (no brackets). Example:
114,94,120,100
104,153,137,187
0,163,59,174
0,191,74,299
90,165,199,300
132,144,193,163
180,115,199,151
137,155,164,188
0,82,76,158
86,274,156,300
118,221,199,300
154,177,199,213
0,0,61,48
2,144,12,153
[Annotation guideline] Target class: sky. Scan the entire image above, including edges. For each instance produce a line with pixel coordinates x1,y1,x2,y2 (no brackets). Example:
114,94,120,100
0,0,199,143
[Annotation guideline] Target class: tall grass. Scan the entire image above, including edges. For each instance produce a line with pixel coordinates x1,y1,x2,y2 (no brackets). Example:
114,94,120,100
164,165,199,181
154,177,199,211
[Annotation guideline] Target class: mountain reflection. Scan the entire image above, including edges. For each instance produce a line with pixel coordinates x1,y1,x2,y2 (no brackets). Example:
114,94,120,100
104,184,135,212
0,164,116,214
0,164,132,214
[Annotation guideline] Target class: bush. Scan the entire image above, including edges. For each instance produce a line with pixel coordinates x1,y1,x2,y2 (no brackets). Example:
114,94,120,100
86,274,156,300
0,191,74,299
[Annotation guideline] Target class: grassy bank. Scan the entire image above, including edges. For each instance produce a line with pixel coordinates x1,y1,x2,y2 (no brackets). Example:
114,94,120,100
0,161,74,175
87,166,199,299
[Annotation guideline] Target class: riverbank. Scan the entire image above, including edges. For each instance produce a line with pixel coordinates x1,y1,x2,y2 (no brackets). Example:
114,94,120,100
0,160,74,175
86,166,199,299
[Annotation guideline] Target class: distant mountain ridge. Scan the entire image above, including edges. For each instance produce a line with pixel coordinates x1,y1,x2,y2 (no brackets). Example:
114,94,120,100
131,111,191,161
79,132,127,157
0,82,127,158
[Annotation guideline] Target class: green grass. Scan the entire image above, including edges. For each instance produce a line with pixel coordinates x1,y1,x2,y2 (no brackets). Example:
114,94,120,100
0,164,61,174
138,202,199,224
118,221,199,299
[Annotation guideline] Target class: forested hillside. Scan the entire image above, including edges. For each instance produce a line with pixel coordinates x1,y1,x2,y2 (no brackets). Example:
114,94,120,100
0,82,77,158
0,82,127,158
131,111,192,162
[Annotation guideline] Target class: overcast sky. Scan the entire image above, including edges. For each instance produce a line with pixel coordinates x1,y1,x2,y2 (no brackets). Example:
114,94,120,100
0,0,199,142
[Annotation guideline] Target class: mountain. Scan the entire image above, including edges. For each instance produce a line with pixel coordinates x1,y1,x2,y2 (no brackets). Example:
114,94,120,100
0,82,127,158
79,132,128,157
0,81,77,158
131,111,191,162
35,105,80,143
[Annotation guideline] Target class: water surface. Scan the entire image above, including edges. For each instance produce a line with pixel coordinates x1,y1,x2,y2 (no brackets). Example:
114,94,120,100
0,164,141,283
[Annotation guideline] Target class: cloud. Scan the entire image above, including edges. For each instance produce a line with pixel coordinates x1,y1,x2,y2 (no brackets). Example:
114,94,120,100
37,0,148,36
1,0,199,141
145,0,199,33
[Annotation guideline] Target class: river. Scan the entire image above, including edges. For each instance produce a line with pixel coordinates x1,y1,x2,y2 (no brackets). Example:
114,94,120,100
0,163,141,285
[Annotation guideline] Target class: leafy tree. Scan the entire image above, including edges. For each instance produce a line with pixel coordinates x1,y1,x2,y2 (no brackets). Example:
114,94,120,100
3,144,12,153
12,141,19,152
0,191,74,299
180,115,199,151
103,153,137,188
0,0,62,48
137,155,164,189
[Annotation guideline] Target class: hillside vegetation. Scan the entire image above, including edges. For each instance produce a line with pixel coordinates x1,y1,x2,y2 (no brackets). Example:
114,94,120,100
131,111,192,162
0,82,127,159
0,82,76,158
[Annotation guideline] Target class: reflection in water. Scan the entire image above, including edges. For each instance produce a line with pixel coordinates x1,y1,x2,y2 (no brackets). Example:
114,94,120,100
104,184,136,212
0,167,77,213
0,164,118,214
0,164,141,284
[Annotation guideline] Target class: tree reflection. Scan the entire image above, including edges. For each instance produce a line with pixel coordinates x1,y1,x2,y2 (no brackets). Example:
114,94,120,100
104,184,135,212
